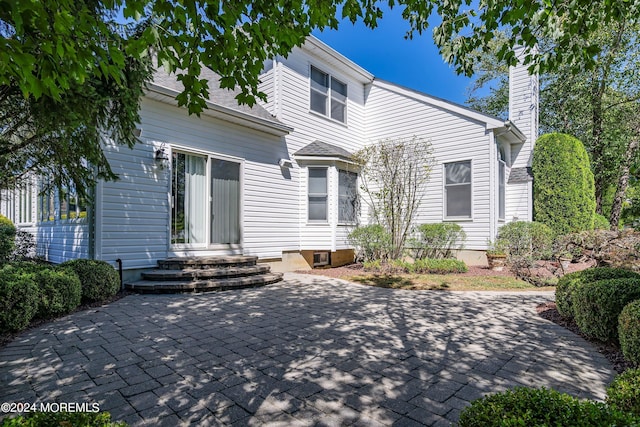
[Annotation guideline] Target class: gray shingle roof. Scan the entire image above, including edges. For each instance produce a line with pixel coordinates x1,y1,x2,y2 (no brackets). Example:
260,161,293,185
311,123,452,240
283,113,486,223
294,141,354,160
151,66,281,125
508,167,533,184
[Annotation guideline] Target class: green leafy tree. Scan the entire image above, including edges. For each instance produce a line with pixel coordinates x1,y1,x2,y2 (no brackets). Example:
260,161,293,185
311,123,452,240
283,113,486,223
1,6,152,194
532,133,596,235
3,0,639,196
467,25,640,229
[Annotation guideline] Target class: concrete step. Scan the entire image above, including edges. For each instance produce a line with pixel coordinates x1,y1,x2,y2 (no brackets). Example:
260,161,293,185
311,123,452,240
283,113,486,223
158,255,258,270
141,265,271,281
125,272,283,294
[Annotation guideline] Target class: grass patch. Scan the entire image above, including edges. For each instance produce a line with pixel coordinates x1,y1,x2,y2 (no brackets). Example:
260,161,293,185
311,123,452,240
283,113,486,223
349,273,554,291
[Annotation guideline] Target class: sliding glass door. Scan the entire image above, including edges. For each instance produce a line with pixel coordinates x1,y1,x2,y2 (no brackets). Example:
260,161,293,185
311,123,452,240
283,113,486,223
171,150,241,247
211,159,240,244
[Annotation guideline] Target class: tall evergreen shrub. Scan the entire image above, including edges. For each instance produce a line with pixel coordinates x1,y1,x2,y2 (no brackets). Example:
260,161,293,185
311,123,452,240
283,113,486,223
532,133,596,235
0,214,16,262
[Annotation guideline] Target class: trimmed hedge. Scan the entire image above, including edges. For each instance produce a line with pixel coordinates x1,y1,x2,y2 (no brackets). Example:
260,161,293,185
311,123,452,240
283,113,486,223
619,300,640,366
348,224,392,262
496,220,554,259
573,278,640,343
35,268,82,318
0,214,16,262
0,411,127,426
532,133,596,235
59,259,120,303
458,386,639,427
0,266,39,332
555,267,640,319
607,368,640,416
412,258,467,274
410,223,466,259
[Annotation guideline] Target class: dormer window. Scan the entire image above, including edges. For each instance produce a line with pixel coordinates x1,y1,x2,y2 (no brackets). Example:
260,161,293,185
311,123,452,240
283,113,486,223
310,66,347,123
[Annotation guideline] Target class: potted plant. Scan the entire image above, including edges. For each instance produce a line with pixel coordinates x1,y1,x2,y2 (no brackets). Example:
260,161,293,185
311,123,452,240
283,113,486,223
486,240,508,271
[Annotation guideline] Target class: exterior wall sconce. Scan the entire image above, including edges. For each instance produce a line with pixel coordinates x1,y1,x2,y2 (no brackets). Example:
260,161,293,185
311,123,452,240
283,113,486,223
155,146,169,169
279,158,293,169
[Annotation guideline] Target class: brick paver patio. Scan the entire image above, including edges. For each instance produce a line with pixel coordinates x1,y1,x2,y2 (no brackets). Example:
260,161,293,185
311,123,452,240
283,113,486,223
0,273,615,426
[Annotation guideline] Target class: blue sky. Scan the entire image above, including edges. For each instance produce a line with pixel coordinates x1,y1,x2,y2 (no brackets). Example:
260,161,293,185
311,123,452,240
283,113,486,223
311,5,476,106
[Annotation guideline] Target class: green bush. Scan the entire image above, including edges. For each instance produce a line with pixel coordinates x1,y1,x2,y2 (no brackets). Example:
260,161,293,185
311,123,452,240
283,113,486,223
573,278,640,343
496,221,554,259
458,386,639,427
0,266,39,332
35,267,82,318
0,214,16,262
363,259,382,271
412,258,467,274
532,133,596,235
607,368,640,416
619,300,640,366
594,213,611,230
555,267,640,319
373,258,467,274
348,224,392,262
0,411,127,426
59,259,120,303
409,223,467,259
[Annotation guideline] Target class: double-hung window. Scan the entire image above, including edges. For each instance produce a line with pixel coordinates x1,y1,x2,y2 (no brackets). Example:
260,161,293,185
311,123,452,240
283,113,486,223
444,160,472,219
310,66,347,123
308,168,328,221
498,148,506,220
338,170,358,223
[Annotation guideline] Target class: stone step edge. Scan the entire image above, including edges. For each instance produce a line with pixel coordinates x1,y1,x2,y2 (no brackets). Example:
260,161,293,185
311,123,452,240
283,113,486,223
158,256,259,270
125,272,283,294
141,265,271,281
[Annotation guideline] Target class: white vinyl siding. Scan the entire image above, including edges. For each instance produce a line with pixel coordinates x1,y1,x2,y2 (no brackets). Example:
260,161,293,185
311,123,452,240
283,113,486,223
365,81,493,249
96,97,299,269
277,46,367,251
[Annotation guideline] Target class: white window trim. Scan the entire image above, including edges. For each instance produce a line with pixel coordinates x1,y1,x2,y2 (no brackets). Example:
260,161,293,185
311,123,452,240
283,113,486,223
169,145,244,250
307,166,329,224
443,160,474,221
308,65,348,125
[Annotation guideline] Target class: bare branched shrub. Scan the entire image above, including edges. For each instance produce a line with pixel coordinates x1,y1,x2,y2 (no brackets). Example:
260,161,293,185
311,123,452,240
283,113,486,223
355,136,434,259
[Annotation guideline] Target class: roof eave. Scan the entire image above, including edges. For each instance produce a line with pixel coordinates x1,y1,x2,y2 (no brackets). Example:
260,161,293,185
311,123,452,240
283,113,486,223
293,155,360,165
145,83,294,136
304,36,374,83
493,120,527,144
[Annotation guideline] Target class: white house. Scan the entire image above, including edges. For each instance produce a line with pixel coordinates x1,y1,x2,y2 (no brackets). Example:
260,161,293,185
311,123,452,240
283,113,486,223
0,36,538,279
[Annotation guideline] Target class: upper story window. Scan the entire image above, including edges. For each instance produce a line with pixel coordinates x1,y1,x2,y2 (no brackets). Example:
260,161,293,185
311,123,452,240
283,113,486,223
310,66,347,123
338,170,358,223
444,160,472,219
308,167,328,221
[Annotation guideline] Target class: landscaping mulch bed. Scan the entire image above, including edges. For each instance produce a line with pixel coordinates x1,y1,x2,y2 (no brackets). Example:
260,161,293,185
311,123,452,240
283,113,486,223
297,263,516,278
536,301,633,374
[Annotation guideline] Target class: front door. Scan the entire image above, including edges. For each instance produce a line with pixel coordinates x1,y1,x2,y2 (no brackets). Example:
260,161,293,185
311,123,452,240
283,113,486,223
171,151,241,247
